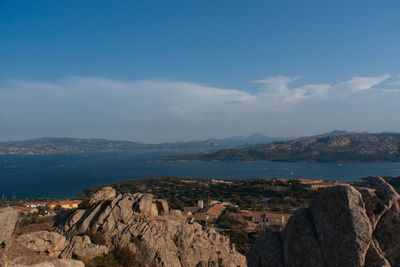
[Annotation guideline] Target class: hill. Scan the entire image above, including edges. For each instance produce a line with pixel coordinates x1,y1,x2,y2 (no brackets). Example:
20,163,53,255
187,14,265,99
0,134,286,155
166,133,400,162
0,137,149,155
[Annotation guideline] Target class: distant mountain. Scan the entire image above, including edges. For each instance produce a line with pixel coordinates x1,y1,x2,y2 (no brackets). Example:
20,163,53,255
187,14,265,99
167,133,400,162
208,133,290,146
0,137,149,155
0,134,287,155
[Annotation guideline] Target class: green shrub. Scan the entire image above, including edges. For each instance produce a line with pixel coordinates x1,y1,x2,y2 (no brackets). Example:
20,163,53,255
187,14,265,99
84,230,106,245
114,247,139,267
78,199,91,209
86,253,119,267
85,248,139,267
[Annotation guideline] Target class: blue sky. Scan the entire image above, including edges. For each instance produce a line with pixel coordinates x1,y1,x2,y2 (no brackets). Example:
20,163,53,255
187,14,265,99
1,0,400,142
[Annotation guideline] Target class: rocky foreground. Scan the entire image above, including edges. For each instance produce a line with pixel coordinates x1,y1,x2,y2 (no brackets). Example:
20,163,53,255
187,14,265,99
0,187,246,267
1,176,399,266
248,176,400,267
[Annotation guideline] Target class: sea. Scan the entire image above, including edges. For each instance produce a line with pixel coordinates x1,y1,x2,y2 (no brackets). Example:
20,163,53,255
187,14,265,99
1,149,400,199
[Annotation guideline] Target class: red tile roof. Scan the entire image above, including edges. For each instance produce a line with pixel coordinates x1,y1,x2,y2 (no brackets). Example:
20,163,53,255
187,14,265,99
183,206,200,213
206,204,225,217
193,213,210,221
251,211,266,219
12,206,36,212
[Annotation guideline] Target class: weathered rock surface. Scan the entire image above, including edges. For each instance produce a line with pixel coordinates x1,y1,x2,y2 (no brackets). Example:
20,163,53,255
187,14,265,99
59,235,108,261
57,190,246,267
11,259,85,267
16,231,67,258
88,186,116,205
0,207,18,248
248,176,400,267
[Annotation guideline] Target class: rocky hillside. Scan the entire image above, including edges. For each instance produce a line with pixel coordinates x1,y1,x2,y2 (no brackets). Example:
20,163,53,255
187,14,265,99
248,176,400,267
0,137,149,155
0,134,285,155
0,187,246,267
170,133,400,162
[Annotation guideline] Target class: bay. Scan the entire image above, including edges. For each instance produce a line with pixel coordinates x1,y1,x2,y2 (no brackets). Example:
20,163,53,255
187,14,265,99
1,149,399,199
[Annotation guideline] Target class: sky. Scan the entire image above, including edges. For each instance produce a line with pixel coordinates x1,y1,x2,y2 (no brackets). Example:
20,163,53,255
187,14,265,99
1,0,400,142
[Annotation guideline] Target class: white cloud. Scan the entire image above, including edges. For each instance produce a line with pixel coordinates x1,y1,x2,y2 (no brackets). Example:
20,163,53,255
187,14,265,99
0,74,397,142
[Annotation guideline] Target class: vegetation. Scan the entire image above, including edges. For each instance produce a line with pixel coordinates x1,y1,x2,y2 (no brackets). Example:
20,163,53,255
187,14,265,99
217,210,246,230
19,212,42,226
79,177,318,211
85,247,139,267
222,229,262,255
84,230,106,246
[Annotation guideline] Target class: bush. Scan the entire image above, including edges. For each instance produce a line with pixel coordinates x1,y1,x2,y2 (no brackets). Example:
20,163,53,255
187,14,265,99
53,205,64,214
19,212,42,226
78,199,91,209
86,253,119,267
84,230,106,245
85,248,139,267
114,247,139,267
217,211,245,229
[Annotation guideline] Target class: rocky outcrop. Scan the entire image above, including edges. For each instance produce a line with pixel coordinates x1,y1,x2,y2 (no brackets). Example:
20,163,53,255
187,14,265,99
57,190,246,267
16,231,68,258
248,176,400,267
0,207,18,248
88,186,116,205
11,259,85,267
59,235,108,261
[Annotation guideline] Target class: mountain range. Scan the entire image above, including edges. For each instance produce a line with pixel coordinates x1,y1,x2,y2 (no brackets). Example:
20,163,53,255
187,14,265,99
0,133,288,155
167,132,400,162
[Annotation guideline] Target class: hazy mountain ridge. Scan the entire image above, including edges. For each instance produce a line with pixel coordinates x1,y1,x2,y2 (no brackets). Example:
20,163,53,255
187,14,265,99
0,134,286,155
169,133,400,162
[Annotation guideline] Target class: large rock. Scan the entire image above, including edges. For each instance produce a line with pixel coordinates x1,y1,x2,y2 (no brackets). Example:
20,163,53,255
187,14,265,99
248,176,400,267
0,207,18,248
89,186,116,205
57,191,246,267
16,231,68,258
12,259,85,267
59,235,108,261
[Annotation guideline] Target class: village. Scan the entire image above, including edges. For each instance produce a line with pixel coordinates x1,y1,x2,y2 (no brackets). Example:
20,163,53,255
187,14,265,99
0,177,347,254
4,178,343,231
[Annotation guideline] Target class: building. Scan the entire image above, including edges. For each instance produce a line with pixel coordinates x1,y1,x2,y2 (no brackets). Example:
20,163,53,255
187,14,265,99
197,200,204,209
211,179,233,185
182,206,200,214
298,179,340,190
205,203,225,220
251,212,290,227
193,213,210,222
24,202,47,208
209,200,236,207
47,200,81,209
12,206,38,215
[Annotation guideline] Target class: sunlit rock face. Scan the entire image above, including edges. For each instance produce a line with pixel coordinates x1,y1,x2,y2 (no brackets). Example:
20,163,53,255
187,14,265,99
248,176,400,267
57,189,247,267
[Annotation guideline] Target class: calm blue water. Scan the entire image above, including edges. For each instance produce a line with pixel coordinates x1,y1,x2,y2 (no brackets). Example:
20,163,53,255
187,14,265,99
1,150,399,199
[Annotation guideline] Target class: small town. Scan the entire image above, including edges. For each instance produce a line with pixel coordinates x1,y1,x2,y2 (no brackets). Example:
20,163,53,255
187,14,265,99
1,177,345,257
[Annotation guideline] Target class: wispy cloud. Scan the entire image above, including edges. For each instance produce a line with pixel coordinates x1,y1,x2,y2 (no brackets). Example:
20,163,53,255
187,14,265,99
389,75,400,86
0,74,398,141
252,74,391,105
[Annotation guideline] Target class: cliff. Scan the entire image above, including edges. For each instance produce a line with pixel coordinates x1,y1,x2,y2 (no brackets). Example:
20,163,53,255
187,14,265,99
248,176,400,267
